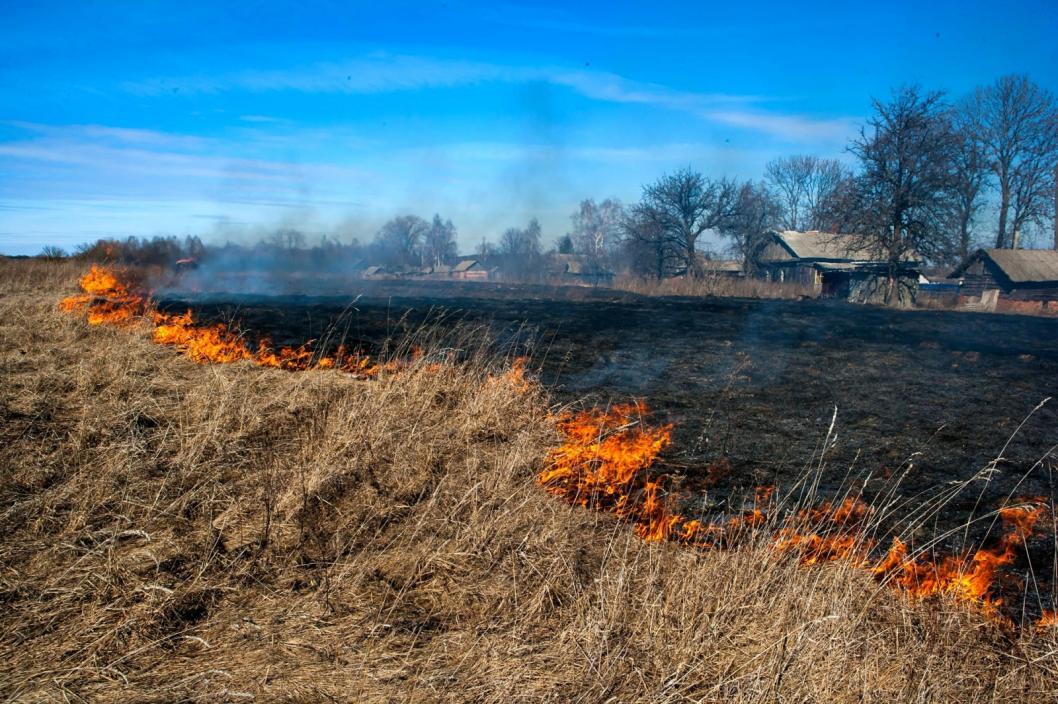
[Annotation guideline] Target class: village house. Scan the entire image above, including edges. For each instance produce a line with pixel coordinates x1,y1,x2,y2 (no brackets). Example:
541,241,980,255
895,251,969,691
947,248,1058,314
754,230,922,302
546,253,615,286
450,258,488,281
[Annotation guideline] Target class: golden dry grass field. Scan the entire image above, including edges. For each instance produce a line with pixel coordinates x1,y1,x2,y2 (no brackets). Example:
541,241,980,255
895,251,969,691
2,259,1057,702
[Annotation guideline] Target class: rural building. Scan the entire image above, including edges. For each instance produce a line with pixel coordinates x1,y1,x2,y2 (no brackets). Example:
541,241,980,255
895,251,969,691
546,253,615,286
948,249,1058,312
451,258,488,281
755,230,922,302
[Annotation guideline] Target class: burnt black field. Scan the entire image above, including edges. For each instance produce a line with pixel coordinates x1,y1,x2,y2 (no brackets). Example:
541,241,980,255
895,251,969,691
159,279,1058,549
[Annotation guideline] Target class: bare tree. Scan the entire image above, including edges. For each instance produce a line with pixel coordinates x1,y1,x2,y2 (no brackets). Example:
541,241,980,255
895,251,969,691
622,206,678,279
499,218,543,279
722,181,782,274
422,214,457,267
847,86,960,302
475,237,498,265
269,228,307,251
764,155,852,231
39,245,68,260
570,198,625,263
950,102,990,260
375,215,429,268
636,168,739,277
967,74,1058,248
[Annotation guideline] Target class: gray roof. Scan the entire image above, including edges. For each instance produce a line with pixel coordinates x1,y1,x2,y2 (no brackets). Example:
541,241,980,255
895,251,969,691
956,248,1058,284
772,230,893,262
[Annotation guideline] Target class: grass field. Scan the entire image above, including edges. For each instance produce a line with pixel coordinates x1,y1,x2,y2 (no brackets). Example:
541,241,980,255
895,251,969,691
2,259,1057,702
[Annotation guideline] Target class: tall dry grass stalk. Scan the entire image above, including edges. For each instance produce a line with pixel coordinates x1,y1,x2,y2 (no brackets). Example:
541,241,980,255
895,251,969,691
1,258,1056,702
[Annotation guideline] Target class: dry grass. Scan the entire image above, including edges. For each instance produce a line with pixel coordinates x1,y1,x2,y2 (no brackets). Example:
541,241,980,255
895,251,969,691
612,273,814,301
1,258,1056,702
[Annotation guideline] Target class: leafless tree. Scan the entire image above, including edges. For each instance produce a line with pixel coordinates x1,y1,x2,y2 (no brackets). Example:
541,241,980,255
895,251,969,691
635,168,739,277
375,215,429,268
950,101,990,260
764,155,852,231
475,238,498,265
422,214,457,267
847,86,960,302
966,74,1058,248
722,181,782,274
269,228,307,251
622,206,678,279
39,245,68,260
499,218,543,279
570,198,625,263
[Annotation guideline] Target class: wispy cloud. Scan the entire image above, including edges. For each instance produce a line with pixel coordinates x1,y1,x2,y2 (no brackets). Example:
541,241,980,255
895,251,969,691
702,110,860,143
120,53,854,143
1,120,212,150
0,122,375,206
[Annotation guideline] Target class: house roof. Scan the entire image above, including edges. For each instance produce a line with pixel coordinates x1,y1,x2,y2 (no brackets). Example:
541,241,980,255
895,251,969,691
767,230,921,264
453,259,479,272
770,230,878,261
363,265,384,275
952,248,1058,284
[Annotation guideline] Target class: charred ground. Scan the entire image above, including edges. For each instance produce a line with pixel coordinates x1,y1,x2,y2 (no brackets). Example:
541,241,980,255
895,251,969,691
160,280,1058,543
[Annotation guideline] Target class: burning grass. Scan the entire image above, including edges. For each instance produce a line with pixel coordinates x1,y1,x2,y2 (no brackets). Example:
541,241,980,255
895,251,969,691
538,402,1055,627
1,258,1057,701
61,264,407,375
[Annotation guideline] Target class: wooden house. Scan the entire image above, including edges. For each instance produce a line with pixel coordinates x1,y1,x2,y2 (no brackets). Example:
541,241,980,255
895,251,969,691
451,259,488,281
755,230,922,301
949,248,1058,301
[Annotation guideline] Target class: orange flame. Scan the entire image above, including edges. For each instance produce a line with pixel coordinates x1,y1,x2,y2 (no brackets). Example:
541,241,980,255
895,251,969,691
873,502,1046,607
59,265,146,326
59,266,475,383
539,404,1054,627
501,357,533,393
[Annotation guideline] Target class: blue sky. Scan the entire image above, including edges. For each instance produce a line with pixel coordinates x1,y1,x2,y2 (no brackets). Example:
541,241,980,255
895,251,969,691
1,1,1056,255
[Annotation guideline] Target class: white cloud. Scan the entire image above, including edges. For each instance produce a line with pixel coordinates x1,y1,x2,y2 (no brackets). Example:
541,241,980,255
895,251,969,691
702,110,858,144
119,53,855,143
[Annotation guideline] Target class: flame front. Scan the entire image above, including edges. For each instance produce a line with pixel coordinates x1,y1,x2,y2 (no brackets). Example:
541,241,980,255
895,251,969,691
872,503,1046,608
60,266,440,379
59,265,145,326
539,404,1054,629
